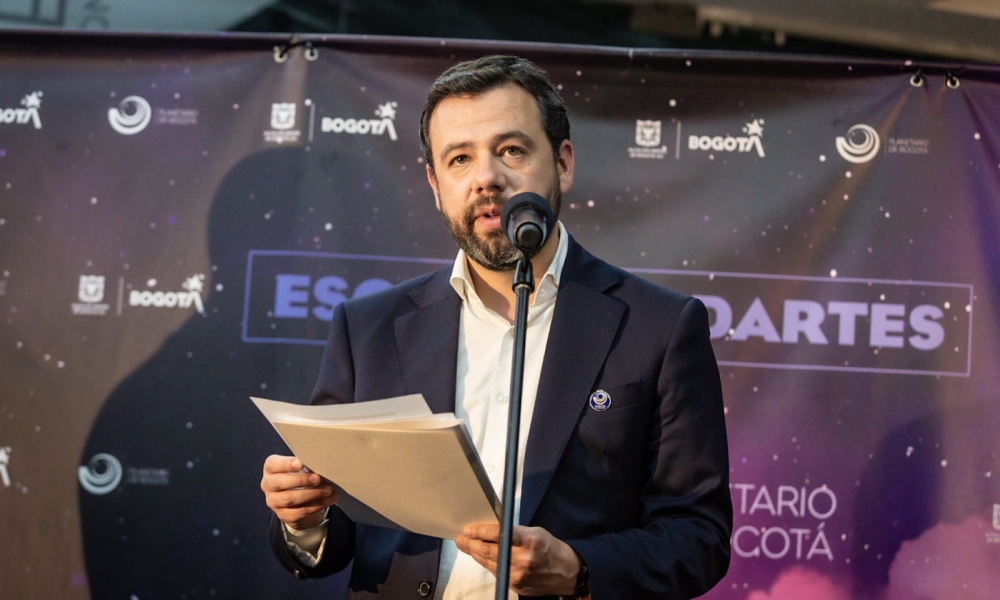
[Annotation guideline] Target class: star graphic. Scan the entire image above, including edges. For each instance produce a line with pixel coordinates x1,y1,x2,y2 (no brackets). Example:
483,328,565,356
183,274,205,293
21,91,42,109
743,118,764,137
375,102,397,120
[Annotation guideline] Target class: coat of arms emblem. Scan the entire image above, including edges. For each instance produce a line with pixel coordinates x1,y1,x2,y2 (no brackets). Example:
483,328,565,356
635,120,662,147
271,103,296,130
78,275,105,304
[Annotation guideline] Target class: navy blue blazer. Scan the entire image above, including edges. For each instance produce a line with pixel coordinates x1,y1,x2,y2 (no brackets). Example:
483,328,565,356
270,237,732,599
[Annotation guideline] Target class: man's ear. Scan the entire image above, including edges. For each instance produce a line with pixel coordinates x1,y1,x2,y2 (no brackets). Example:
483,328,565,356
557,140,575,196
426,164,441,211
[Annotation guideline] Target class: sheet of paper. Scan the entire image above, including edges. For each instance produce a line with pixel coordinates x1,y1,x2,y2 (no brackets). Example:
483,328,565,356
252,394,432,425
253,396,500,539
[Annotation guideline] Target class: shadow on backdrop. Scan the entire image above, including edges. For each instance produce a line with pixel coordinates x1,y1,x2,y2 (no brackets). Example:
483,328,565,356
75,144,439,600
852,406,1000,600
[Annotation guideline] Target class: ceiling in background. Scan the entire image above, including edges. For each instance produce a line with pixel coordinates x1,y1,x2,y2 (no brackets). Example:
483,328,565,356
0,0,272,32
658,0,1000,63
1,0,998,63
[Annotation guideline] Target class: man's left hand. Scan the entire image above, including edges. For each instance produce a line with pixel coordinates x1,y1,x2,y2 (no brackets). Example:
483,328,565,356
456,524,580,597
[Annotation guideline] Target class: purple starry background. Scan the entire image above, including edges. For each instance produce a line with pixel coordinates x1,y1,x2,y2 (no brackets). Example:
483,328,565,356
1,33,999,600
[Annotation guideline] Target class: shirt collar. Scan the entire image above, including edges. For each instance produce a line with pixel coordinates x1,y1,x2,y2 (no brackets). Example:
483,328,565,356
450,220,568,307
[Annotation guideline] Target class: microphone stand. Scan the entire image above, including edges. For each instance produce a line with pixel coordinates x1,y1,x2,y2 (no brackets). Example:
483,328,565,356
495,254,534,600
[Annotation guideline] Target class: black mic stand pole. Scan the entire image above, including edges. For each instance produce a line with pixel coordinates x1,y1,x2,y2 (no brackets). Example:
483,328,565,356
495,254,533,600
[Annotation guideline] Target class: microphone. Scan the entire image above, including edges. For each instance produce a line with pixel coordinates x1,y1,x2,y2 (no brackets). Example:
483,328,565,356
501,192,555,256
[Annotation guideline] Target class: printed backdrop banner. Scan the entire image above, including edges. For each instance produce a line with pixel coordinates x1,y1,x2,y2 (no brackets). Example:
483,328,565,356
1,31,999,600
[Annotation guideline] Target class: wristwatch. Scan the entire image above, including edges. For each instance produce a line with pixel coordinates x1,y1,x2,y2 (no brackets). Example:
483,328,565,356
561,549,590,599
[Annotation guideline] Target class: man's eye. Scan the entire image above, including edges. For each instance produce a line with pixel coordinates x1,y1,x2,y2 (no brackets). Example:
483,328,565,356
451,155,468,166
504,146,525,157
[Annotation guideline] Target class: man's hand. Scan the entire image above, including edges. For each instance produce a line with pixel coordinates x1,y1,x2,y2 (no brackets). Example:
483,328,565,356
261,454,337,530
456,524,580,597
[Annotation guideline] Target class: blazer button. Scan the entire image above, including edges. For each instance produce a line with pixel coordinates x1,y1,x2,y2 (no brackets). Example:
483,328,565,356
417,580,433,597
293,569,306,580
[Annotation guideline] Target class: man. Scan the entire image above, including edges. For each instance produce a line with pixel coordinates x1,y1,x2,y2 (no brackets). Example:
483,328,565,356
262,55,732,599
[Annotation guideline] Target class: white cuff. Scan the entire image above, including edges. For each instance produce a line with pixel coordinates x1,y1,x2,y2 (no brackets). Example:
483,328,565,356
281,511,330,568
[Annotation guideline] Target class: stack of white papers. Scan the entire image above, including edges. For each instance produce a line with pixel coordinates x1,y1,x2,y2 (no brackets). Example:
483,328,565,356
252,394,500,539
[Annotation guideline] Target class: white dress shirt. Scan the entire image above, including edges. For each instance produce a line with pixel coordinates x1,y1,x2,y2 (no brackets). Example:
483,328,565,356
286,222,569,600
435,221,567,599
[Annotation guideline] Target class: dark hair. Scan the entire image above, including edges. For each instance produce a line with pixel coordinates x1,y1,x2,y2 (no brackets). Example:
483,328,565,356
419,55,570,172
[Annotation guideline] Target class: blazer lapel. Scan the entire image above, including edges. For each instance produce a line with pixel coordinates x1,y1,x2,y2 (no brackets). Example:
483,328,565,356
519,239,625,525
394,268,461,415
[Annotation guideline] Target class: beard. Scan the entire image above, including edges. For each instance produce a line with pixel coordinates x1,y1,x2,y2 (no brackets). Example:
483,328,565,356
440,181,561,273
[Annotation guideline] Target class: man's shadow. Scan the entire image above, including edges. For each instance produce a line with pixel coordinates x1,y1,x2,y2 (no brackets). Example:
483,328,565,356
76,145,444,600
851,403,1000,600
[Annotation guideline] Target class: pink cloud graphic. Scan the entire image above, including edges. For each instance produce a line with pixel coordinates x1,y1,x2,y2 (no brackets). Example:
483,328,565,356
744,565,850,600
886,516,1000,600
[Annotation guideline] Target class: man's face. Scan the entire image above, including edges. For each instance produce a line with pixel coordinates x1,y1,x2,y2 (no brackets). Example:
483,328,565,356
425,84,574,272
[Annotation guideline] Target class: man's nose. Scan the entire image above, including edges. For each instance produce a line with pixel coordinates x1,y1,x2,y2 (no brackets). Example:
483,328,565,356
472,156,507,195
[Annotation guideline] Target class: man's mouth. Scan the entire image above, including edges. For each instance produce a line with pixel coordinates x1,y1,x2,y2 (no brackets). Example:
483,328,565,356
474,204,504,229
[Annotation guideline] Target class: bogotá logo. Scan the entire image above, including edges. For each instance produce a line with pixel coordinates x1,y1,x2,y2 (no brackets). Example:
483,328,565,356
836,124,880,163
78,453,123,495
129,274,206,313
1,91,43,129
688,118,765,158
321,101,398,141
108,95,152,135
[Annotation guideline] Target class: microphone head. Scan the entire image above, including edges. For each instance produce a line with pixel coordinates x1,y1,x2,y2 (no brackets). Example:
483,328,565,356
501,192,556,255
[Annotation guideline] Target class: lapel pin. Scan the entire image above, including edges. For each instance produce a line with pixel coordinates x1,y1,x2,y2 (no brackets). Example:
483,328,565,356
589,390,611,412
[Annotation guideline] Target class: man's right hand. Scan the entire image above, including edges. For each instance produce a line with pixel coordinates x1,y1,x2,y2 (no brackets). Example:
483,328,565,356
261,454,338,530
